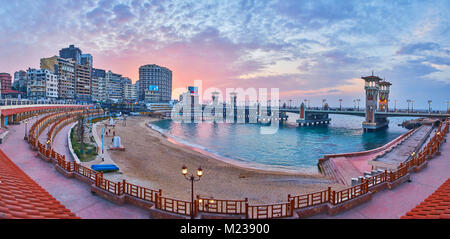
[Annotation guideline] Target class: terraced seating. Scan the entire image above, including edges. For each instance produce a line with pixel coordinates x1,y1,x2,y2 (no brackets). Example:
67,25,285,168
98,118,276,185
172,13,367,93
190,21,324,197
402,178,450,219
0,148,79,219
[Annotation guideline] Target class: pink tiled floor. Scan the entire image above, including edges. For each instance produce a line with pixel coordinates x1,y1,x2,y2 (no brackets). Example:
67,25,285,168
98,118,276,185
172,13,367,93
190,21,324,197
0,115,149,219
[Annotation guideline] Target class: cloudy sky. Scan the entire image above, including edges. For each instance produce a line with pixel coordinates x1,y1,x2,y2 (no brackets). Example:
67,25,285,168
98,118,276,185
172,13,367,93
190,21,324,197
0,0,449,109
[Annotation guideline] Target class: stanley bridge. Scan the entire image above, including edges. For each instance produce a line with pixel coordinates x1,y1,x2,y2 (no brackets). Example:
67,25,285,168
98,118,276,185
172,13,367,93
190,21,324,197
175,74,450,131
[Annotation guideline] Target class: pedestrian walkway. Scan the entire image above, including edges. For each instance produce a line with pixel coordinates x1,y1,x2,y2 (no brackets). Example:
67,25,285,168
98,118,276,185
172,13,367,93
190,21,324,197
0,114,149,219
311,132,450,219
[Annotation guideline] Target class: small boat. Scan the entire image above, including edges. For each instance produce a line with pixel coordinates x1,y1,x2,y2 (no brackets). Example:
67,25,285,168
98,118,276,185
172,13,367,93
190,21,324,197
91,164,120,172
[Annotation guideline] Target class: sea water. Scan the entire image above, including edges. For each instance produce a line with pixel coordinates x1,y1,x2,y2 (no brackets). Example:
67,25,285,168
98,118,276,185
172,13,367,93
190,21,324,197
150,114,413,173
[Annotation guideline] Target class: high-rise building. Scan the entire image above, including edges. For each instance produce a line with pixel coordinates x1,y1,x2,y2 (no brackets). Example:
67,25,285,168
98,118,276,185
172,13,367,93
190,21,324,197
91,68,106,102
0,73,12,96
40,56,59,73
91,77,106,102
105,71,123,101
74,63,91,100
81,54,93,68
26,69,58,99
123,83,138,101
92,68,106,78
41,56,75,99
57,58,76,100
13,70,27,95
59,45,92,101
59,44,82,64
138,64,172,102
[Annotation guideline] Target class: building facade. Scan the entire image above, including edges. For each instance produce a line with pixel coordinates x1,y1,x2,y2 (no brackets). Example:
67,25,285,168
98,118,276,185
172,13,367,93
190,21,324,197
123,83,138,101
13,70,27,95
81,54,93,67
138,64,172,103
74,63,91,100
105,71,123,101
57,58,76,100
26,69,58,99
91,76,106,102
0,73,13,97
59,44,82,64
41,56,76,100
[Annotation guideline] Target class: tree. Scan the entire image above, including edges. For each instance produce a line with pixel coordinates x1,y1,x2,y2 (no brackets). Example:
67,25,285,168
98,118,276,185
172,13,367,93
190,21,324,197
77,114,85,155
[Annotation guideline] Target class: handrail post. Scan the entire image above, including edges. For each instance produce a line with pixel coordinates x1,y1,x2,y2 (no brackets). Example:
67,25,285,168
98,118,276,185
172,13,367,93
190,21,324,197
245,202,249,219
327,187,331,202
122,179,126,195
290,199,294,216
155,193,160,209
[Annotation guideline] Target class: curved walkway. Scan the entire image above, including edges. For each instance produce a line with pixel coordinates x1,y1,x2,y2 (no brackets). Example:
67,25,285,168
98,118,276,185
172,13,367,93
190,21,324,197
0,114,148,219
311,132,450,219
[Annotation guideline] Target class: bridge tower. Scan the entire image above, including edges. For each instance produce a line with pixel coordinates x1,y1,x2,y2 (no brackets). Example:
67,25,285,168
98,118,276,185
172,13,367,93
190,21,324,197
378,81,391,112
362,74,389,131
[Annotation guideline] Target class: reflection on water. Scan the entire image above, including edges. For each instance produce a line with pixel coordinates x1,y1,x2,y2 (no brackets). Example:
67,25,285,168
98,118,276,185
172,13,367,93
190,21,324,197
151,114,414,173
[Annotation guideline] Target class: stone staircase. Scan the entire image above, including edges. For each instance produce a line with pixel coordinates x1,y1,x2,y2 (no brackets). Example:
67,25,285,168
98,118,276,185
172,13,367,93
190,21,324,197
320,158,346,185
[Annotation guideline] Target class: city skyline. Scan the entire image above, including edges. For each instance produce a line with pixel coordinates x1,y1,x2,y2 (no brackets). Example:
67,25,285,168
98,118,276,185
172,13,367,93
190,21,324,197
0,0,449,109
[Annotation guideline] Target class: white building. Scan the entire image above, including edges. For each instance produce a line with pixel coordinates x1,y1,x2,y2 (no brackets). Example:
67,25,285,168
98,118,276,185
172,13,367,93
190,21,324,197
26,68,58,99
123,83,138,101
91,76,106,102
105,71,122,101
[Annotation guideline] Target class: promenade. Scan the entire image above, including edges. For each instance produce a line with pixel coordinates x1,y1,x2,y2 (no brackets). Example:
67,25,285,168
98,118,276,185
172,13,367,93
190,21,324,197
0,114,148,219
321,125,433,186
311,130,449,219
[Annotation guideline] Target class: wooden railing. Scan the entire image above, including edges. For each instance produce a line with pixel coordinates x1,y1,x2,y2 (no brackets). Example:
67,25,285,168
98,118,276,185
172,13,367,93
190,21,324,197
288,189,329,209
367,171,387,188
197,196,247,215
331,181,368,205
156,195,192,216
246,201,294,219
73,163,100,181
95,176,123,195
123,181,160,203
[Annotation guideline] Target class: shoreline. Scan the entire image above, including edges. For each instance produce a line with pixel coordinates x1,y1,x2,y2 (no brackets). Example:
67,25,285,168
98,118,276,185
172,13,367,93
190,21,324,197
97,116,342,203
146,121,320,176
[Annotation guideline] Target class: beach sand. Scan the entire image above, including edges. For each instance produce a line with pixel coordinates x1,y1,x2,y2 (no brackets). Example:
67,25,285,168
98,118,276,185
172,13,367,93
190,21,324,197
97,116,346,204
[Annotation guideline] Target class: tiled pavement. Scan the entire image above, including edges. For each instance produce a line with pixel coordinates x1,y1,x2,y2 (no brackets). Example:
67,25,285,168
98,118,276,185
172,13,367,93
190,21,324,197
0,115,149,219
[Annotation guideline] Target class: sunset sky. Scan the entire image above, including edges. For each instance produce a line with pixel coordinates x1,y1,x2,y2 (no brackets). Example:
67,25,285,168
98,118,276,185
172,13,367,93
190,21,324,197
0,0,449,109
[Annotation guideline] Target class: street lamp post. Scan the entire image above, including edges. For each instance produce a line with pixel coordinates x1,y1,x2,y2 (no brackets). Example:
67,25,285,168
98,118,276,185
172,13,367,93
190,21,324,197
181,165,203,219
24,120,28,140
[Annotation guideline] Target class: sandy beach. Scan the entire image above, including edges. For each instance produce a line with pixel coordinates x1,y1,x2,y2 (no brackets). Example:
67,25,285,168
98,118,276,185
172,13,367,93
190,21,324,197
97,116,346,204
